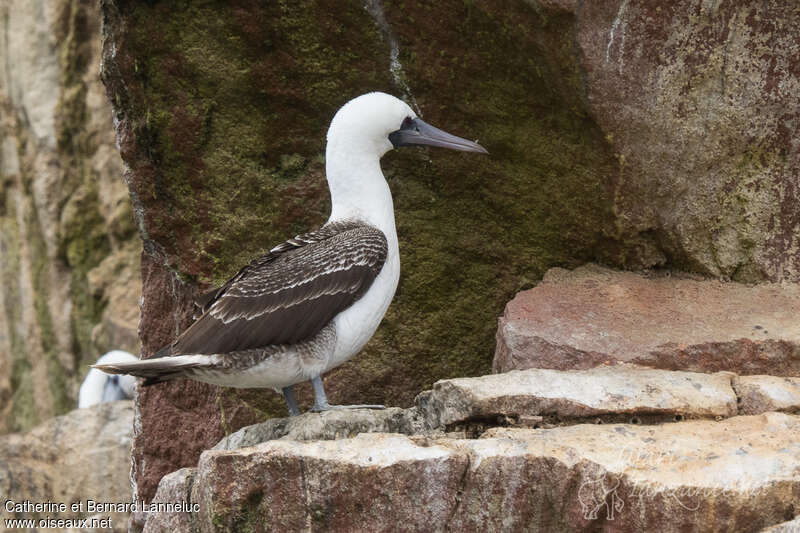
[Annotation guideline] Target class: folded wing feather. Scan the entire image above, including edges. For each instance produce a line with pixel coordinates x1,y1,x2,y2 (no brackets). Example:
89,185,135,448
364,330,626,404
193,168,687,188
165,221,388,356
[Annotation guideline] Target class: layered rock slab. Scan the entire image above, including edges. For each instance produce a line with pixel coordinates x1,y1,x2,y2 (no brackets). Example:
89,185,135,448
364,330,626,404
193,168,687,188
0,401,134,532
212,407,424,451
212,365,743,450
212,364,790,451
422,366,737,428
144,413,800,532
495,265,800,376
734,376,800,415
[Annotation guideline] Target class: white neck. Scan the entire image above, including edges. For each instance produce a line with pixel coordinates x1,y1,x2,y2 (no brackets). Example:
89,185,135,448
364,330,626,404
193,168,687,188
325,142,402,369
325,143,396,238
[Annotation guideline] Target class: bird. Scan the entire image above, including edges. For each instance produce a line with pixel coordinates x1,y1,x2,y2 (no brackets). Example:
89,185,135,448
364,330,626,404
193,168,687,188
94,92,488,416
79,350,138,408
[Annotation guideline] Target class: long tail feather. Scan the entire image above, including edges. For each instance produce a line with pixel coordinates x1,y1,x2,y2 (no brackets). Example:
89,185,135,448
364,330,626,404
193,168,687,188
92,355,210,386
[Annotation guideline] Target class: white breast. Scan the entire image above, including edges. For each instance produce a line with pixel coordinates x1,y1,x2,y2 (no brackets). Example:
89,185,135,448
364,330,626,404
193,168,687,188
328,228,399,369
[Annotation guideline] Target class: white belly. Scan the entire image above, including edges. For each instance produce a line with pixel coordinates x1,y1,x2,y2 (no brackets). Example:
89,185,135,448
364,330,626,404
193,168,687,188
195,324,337,391
329,242,400,370
197,351,305,390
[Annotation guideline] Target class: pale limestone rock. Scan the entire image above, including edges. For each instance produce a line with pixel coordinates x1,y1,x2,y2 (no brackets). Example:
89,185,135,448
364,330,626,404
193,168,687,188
213,407,424,451
733,375,800,415
3,0,60,146
145,413,800,532
456,413,800,532
422,366,737,428
142,468,197,533
0,0,141,433
761,516,800,532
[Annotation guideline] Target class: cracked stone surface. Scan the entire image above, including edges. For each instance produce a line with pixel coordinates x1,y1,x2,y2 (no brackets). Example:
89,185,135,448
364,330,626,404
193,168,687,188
420,366,737,428
143,413,800,533
141,468,196,533
495,265,800,376
211,365,745,450
734,375,800,415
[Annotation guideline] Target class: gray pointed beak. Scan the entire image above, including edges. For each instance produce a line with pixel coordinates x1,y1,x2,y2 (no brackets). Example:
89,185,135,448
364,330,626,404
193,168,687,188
389,117,489,154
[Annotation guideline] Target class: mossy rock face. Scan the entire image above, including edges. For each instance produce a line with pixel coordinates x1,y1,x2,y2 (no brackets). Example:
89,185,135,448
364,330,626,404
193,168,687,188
101,0,626,503
101,0,625,504
573,1,800,281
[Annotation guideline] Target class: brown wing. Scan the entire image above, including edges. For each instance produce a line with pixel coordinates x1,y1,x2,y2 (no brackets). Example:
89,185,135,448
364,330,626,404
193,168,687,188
165,222,388,355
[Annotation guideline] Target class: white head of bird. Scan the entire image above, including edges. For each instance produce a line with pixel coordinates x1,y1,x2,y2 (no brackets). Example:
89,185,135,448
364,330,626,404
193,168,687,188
325,92,487,225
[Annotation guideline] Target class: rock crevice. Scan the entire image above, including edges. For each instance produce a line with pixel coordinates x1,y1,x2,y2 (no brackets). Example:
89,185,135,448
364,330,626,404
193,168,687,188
209,364,797,450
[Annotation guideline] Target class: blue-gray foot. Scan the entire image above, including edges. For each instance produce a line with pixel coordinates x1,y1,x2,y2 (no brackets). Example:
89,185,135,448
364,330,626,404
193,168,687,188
310,375,385,412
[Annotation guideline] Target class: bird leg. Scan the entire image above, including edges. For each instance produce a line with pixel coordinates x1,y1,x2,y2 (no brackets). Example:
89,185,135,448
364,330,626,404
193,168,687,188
310,376,385,412
282,385,301,417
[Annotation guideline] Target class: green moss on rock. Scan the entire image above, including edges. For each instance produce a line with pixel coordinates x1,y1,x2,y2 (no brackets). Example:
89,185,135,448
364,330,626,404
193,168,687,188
115,0,620,409
343,1,621,399
123,0,390,284
26,201,72,420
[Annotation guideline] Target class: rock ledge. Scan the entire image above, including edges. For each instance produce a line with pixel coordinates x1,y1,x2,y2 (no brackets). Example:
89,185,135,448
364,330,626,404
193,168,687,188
146,412,800,533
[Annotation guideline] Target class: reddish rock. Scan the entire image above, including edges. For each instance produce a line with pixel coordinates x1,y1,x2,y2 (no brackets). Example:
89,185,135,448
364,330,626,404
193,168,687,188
129,254,271,518
194,434,468,532
573,0,800,281
495,265,800,376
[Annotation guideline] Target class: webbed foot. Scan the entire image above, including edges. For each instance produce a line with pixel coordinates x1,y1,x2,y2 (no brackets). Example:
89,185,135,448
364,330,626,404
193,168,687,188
310,375,384,413
310,403,386,412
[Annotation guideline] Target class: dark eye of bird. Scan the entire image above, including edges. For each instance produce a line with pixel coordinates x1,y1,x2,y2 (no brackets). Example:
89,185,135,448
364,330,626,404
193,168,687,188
401,116,414,129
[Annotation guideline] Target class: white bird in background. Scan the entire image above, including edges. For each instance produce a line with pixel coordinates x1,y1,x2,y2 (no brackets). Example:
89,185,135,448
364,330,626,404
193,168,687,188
94,92,488,416
79,350,138,408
